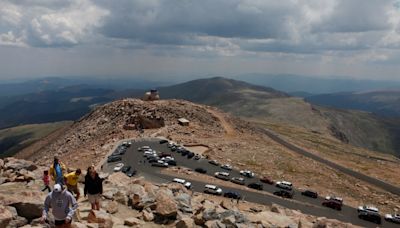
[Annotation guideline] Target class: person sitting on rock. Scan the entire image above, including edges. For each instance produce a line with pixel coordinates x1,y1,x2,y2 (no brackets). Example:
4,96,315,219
84,166,103,210
49,156,67,185
41,183,78,228
64,168,81,200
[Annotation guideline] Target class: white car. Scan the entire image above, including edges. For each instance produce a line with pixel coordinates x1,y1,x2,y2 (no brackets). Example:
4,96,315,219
385,213,400,224
221,164,232,170
240,170,254,178
357,205,379,214
204,184,223,195
172,178,192,189
113,163,124,172
144,151,156,157
276,181,293,190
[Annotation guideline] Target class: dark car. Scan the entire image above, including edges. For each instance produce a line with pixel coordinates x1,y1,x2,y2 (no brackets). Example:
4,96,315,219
301,190,318,198
195,168,207,174
167,160,177,166
171,145,177,151
148,157,158,163
208,160,219,166
159,152,172,158
121,165,131,173
248,183,263,190
273,190,294,199
322,197,343,211
260,177,274,185
224,191,242,200
159,139,168,144
107,156,122,163
181,150,189,156
358,211,381,224
187,152,195,159
126,169,137,177
231,177,245,185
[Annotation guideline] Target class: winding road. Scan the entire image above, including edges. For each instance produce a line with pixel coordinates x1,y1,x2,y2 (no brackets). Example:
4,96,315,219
102,138,399,228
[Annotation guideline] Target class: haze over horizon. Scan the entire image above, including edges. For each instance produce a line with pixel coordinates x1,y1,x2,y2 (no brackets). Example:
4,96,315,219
1,0,400,81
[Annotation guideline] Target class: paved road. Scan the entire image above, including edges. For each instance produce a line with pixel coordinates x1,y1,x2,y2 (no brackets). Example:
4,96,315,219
259,128,400,196
102,138,399,228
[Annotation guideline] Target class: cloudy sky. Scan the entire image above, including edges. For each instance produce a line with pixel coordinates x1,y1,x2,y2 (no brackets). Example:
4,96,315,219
1,0,400,81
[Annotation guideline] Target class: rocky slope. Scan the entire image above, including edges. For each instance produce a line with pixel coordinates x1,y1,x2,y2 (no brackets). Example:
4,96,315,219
0,157,359,228
16,98,400,214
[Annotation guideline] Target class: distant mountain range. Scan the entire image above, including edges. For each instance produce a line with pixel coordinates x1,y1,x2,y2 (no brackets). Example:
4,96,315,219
305,90,400,117
0,76,399,156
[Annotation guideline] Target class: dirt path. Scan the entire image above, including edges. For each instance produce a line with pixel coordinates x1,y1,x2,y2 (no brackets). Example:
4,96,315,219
207,108,236,137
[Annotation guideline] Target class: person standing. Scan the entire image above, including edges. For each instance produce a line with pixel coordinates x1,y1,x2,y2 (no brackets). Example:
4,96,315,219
42,170,51,192
41,184,78,228
84,166,103,210
49,156,67,185
64,169,82,200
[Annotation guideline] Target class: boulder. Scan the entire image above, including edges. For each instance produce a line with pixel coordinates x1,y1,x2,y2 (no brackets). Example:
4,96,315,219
155,189,178,221
175,193,192,213
113,191,128,205
7,216,28,227
105,173,130,187
176,217,195,228
4,158,37,171
205,220,226,228
3,191,44,220
142,209,154,222
124,217,144,226
0,159,4,170
0,206,13,228
87,210,113,228
247,211,296,227
104,201,118,214
270,204,284,214
72,222,88,228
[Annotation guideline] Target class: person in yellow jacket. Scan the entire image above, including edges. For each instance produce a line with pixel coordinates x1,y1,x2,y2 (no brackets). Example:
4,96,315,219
64,169,82,200
49,156,67,185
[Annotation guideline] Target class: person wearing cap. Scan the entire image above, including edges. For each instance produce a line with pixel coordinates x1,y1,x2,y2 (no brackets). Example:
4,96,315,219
64,169,81,200
49,156,67,185
41,184,78,227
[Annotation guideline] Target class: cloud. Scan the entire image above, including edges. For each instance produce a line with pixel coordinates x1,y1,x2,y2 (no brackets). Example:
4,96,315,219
0,0,108,47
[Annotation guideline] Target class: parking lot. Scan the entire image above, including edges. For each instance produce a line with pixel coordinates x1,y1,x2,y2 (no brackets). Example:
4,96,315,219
102,138,398,228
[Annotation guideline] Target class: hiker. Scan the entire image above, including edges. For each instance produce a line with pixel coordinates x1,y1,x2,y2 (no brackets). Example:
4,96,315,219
84,166,103,210
41,184,78,228
42,170,51,193
49,156,67,185
64,169,82,200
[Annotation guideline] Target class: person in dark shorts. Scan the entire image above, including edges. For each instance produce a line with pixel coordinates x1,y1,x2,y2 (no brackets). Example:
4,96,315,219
64,169,82,200
41,184,78,228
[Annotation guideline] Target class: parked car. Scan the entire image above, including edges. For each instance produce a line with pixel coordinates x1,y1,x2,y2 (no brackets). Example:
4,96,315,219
167,160,177,166
358,205,379,214
151,160,168,167
148,157,158,163
187,152,195,159
195,168,207,174
273,190,294,199
322,196,343,211
107,155,122,163
209,160,220,166
159,152,172,158
181,150,189,156
194,154,201,160
276,181,293,190
260,177,274,185
113,163,124,172
126,169,137,177
301,190,318,198
248,182,263,190
221,164,232,170
204,184,223,195
173,178,192,189
159,139,168,144
121,165,131,173
224,191,241,199
138,146,151,151
358,210,381,224
385,213,400,224
240,170,254,178
231,177,245,185
214,172,230,181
